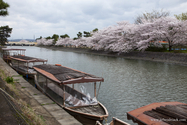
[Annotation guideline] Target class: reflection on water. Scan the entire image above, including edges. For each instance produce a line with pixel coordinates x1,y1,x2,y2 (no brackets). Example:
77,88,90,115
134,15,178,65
8,46,187,124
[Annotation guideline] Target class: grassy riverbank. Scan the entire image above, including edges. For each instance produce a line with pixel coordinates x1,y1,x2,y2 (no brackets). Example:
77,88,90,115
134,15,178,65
0,67,46,125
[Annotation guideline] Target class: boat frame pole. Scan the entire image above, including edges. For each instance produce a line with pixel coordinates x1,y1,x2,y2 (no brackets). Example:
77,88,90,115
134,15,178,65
63,85,65,106
27,62,28,74
96,82,101,99
94,82,96,98
18,60,19,68
26,62,29,78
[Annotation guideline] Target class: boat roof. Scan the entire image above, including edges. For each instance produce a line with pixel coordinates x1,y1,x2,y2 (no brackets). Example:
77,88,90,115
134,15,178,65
10,55,47,63
127,102,187,125
33,64,104,84
2,48,26,51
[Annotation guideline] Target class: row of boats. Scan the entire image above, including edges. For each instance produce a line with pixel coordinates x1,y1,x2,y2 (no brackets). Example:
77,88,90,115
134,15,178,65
2,48,187,125
1,48,130,125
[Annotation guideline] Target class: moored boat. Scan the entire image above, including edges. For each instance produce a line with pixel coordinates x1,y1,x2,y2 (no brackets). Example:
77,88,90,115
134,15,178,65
109,117,130,125
33,64,108,125
96,117,130,125
10,55,47,78
127,102,187,125
1,48,26,63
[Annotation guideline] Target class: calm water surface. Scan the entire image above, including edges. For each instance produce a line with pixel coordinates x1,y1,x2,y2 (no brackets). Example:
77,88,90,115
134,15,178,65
8,46,187,124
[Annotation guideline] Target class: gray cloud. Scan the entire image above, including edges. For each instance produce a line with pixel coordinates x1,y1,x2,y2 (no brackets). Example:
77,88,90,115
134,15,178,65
1,0,187,39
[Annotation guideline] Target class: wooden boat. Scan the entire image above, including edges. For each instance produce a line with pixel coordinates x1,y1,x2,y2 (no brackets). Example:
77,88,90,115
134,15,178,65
127,102,187,125
96,117,130,125
10,55,47,78
1,48,26,63
33,64,108,125
109,117,130,125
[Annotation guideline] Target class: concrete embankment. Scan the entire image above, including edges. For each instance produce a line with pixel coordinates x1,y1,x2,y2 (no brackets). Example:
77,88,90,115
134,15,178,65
42,46,187,65
0,57,81,125
119,51,187,65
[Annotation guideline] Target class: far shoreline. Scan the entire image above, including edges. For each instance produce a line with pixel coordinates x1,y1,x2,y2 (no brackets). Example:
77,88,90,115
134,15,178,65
36,46,187,66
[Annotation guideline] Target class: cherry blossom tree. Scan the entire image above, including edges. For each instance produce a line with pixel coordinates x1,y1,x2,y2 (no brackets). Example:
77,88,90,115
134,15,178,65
37,16,187,53
89,21,135,52
36,38,54,46
137,17,187,51
55,37,73,47
114,23,140,52
74,37,89,48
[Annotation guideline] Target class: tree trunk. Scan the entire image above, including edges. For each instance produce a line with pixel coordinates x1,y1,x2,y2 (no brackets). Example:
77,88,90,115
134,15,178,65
168,41,172,51
169,45,172,51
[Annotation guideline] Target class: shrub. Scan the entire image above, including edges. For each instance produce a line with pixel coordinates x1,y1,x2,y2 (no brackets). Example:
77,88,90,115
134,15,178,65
5,76,14,83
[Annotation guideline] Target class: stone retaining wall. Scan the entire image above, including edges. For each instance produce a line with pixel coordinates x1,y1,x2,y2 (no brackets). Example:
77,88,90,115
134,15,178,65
119,51,187,65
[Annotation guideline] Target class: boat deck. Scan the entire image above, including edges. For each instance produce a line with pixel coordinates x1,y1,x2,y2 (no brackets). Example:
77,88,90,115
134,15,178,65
127,102,187,125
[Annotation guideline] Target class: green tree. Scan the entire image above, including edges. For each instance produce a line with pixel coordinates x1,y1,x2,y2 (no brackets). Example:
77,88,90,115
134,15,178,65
45,36,51,39
0,0,12,46
52,34,59,41
0,0,9,16
92,28,98,33
73,32,82,40
52,34,59,45
175,12,187,21
0,25,12,45
83,31,91,37
36,36,42,40
60,34,70,38
77,32,82,38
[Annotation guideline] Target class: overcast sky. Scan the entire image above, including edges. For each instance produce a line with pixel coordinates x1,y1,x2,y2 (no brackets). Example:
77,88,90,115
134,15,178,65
1,0,187,39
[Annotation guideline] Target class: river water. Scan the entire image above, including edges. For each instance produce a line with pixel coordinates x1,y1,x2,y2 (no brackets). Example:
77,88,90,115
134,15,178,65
7,46,187,124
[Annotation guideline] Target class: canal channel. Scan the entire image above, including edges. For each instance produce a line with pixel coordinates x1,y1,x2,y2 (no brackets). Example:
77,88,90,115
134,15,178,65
7,46,187,124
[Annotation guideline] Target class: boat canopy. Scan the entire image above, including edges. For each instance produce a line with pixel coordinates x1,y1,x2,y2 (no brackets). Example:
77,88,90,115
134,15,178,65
2,48,26,51
2,48,26,57
10,55,48,63
127,102,187,125
33,64,104,84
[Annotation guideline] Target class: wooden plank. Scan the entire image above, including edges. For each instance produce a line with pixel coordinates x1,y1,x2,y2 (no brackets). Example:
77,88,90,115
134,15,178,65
128,102,187,125
177,105,187,110
144,110,186,125
154,106,187,121
165,105,187,117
